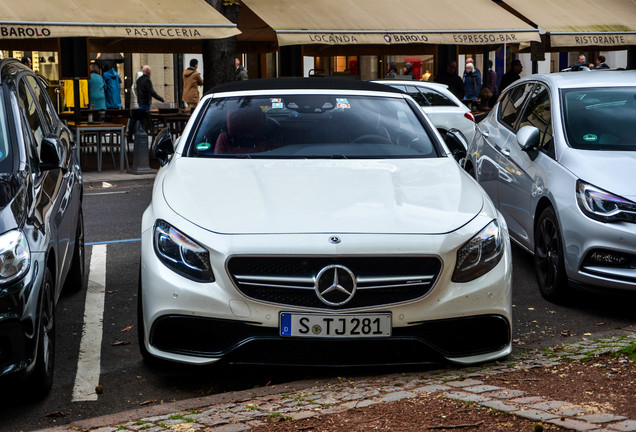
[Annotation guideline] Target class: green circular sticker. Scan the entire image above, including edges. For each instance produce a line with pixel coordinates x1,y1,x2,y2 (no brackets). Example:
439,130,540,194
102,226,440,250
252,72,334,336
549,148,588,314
583,134,597,142
197,142,211,151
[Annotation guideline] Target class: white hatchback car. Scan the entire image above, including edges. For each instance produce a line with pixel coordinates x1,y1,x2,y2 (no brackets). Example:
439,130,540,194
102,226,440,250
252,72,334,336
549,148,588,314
371,79,477,149
139,78,512,367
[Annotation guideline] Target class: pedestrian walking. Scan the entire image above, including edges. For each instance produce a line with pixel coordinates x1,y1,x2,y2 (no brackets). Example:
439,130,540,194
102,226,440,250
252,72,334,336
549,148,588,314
483,60,498,100
386,61,398,78
135,65,164,134
182,58,203,110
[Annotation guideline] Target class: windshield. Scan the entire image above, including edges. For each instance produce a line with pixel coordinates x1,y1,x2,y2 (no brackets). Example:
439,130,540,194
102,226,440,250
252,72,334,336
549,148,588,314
0,91,11,173
562,87,636,151
186,94,440,158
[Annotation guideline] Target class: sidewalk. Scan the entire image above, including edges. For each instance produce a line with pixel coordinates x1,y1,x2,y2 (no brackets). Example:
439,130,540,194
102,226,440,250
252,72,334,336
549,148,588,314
37,330,636,432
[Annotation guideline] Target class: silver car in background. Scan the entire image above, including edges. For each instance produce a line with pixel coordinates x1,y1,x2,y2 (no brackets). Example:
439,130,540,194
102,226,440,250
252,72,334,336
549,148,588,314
463,70,636,302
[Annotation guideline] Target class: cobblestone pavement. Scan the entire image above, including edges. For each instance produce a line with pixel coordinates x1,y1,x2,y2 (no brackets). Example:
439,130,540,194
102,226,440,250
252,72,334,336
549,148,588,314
39,331,636,432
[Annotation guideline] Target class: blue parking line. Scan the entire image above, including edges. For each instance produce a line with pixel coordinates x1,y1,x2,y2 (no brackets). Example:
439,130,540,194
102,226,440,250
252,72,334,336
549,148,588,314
86,238,141,246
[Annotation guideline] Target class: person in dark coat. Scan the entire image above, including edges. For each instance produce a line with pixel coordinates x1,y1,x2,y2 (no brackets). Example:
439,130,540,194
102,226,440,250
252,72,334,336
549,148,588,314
386,62,398,78
595,55,610,69
134,65,165,134
402,62,413,79
434,61,464,99
499,59,523,94
235,58,248,81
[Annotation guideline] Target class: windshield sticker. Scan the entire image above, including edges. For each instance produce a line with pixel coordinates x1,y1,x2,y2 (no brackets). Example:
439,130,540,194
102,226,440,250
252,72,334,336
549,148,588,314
336,98,350,109
196,142,211,151
583,134,597,142
271,98,284,109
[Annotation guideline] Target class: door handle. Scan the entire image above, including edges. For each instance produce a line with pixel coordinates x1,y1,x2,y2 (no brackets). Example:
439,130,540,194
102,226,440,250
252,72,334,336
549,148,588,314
501,147,510,156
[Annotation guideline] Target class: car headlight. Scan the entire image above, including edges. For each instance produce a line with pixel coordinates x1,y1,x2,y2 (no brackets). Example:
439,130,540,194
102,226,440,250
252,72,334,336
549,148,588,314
153,220,214,282
576,180,636,223
0,230,31,285
452,220,504,283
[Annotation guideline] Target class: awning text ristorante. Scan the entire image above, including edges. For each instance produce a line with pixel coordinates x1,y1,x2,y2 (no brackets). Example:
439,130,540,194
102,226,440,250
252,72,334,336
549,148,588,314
550,32,636,47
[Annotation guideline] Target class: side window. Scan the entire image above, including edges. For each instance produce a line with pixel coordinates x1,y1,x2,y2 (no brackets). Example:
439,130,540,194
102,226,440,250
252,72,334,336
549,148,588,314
499,83,534,130
405,85,430,107
419,88,457,107
25,75,57,131
517,83,554,156
17,78,47,160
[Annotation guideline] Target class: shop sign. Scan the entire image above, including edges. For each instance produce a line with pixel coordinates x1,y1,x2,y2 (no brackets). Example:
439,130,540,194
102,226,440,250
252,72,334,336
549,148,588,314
1,25,51,38
552,33,636,47
125,27,203,38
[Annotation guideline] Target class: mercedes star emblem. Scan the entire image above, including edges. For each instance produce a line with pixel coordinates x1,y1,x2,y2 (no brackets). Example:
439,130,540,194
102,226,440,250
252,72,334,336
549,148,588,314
329,236,341,244
315,265,357,306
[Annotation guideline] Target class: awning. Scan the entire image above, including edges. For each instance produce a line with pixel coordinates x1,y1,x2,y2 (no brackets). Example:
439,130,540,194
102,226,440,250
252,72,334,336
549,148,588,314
500,0,636,48
0,0,239,40
239,0,540,47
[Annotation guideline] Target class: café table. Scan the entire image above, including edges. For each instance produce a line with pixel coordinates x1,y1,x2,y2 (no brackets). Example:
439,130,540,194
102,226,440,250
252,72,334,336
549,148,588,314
68,122,126,173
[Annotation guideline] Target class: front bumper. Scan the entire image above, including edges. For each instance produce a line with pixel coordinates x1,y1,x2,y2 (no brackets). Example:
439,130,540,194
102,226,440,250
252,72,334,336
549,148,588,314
563,214,636,291
0,258,44,379
139,210,513,366
149,314,510,366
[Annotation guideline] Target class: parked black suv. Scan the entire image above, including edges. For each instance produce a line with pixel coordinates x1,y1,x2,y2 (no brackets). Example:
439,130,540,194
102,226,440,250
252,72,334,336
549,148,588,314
0,59,83,398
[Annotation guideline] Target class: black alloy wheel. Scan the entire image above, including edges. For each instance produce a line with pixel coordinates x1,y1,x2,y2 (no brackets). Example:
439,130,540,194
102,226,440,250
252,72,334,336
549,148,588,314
534,206,569,303
64,209,85,293
26,267,56,399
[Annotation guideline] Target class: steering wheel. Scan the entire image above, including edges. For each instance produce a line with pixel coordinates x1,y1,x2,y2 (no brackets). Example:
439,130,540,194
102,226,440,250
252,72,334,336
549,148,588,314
350,134,392,144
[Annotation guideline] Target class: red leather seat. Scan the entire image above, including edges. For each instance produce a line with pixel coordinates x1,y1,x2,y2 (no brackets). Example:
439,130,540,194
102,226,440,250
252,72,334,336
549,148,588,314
215,106,277,154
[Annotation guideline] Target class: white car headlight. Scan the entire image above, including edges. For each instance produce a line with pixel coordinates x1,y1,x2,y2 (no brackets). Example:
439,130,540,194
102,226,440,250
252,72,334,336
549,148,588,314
0,230,31,285
153,220,214,282
452,220,504,283
576,180,636,223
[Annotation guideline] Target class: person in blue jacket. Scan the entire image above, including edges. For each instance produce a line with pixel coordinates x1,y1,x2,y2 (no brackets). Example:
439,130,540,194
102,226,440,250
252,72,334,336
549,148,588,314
463,62,482,102
88,63,106,111
102,61,122,109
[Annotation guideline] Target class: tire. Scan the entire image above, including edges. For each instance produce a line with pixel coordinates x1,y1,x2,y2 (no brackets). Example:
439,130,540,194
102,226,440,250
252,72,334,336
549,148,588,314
64,209,85,293
25,267,56,399
534,206,569,303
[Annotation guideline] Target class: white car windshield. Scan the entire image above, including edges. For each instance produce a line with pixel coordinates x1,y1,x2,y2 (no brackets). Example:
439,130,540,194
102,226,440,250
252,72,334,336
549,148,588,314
562,87,636,151
186,94,440,158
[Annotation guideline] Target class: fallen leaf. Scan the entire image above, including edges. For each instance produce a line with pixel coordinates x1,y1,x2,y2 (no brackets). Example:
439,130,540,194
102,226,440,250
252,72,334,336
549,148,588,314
596,322,606,326
528,307,535,311
45,411,67,418
121,325,134,332
102,182,113,188
112,340,131,346
561,330,571,337
140,400,157,405
584,333,592,336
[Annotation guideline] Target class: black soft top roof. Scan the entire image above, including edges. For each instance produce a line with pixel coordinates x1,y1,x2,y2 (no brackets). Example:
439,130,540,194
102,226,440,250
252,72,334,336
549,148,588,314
208,77,406,96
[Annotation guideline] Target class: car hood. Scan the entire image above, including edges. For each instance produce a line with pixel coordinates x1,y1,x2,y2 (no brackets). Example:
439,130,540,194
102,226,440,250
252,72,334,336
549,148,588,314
162,158,484,234
560,149,636,200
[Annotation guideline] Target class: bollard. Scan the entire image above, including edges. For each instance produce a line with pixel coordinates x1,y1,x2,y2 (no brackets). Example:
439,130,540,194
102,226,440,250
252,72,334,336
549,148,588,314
128,125,155,174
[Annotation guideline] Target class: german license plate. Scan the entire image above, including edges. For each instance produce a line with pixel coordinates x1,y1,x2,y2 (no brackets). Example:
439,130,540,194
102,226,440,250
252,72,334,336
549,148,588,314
280,312,391,338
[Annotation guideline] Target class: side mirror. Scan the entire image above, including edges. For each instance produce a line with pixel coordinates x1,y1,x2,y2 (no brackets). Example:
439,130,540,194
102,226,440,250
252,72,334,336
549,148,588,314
443,128,468,163
517,125,541,151
153,127,174,167
40,135,62,170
